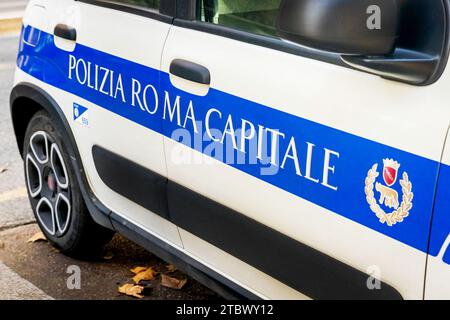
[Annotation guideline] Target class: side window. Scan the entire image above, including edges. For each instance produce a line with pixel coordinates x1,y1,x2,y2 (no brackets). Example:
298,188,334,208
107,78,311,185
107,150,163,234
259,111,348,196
110,0,160,10
196,0,282,37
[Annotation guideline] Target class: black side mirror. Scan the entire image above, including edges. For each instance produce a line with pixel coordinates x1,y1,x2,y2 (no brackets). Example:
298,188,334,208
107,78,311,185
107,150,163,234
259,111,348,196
277,0,399,55
276,0,448,85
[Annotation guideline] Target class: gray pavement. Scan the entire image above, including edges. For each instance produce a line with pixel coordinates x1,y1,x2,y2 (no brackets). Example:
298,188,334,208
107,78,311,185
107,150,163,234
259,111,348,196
0,261,52,299
0,32,39,300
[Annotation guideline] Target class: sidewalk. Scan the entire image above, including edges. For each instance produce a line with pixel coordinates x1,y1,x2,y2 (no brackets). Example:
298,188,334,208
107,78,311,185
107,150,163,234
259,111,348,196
0,261,53,300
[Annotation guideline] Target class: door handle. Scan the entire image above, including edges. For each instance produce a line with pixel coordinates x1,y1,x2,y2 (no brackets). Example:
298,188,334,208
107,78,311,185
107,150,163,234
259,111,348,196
54,24,77,41
169,59,210,85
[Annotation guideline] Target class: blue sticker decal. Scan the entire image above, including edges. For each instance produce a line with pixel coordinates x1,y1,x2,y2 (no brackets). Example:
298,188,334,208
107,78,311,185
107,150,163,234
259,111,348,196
16,26,450,261
73,103,88,121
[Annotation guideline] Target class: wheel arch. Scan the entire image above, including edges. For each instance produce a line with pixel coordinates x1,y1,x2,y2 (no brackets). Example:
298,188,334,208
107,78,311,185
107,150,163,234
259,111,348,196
10,82,115,230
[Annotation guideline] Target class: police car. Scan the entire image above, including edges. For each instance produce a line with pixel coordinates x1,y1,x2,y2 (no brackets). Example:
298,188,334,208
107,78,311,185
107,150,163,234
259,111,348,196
9,0,450,300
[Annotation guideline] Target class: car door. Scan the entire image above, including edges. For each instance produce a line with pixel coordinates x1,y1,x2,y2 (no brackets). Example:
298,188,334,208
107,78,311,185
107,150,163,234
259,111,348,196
160,0,450,299
425,129,450,299
45,0,182,246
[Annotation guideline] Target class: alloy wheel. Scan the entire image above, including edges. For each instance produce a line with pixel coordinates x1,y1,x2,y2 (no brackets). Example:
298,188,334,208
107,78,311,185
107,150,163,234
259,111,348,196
26,131,71,236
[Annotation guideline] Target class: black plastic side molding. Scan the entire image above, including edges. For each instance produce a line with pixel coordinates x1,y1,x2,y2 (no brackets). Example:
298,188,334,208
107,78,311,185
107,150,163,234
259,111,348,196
167,181,403,300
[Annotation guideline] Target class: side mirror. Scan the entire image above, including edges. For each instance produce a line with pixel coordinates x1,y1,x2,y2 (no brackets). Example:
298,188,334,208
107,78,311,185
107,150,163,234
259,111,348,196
276,0,449,85
276,0,400,55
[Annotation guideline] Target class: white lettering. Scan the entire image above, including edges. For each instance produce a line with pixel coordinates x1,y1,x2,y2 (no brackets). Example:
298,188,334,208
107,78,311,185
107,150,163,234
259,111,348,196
205,108,222,142
163,91,181,126
322,148,340,191
280,136,302,176
142,84,158,114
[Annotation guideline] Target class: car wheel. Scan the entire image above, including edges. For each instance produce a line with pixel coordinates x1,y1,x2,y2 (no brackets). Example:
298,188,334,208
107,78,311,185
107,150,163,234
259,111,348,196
23,110,114,258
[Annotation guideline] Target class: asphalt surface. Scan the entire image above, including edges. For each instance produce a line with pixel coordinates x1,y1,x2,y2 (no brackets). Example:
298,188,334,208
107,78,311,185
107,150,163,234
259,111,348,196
0,33,32,230
0,32,219,300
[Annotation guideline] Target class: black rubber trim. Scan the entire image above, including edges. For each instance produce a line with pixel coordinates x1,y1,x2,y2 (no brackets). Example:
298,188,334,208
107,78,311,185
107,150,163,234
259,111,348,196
173,19,346,68
54,24,77,41
167,181,403,300
169,59,211,84
110,212,260,300
76,0,174,23
92,145,170,220
10,83,114,230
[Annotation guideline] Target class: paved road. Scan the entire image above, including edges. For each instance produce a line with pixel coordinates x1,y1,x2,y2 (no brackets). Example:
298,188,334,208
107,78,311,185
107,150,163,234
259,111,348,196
0,32,219,300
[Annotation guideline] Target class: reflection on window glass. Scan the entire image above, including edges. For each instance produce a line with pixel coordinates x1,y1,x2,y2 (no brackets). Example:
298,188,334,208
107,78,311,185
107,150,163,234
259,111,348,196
196,0,282,37
112,0,160,10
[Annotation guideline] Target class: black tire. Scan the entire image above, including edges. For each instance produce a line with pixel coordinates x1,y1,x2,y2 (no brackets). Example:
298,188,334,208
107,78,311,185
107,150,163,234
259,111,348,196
23,110,114,258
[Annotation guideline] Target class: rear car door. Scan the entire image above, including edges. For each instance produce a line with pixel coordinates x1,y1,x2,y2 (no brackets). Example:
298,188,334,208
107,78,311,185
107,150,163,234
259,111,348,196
160,0,450,299
21,0,182,246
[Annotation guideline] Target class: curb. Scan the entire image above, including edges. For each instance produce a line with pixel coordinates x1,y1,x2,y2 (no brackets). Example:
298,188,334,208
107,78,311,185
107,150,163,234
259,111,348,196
0,17,22,36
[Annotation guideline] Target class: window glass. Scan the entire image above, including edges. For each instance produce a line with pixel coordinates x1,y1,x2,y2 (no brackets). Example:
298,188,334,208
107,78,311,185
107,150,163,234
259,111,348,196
112,0,160,10
196,0,282,37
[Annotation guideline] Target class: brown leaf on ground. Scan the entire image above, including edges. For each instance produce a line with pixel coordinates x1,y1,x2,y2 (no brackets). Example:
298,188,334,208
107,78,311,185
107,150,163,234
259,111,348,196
118,283,144,299
130,266,147,274
161,274,187,290
0,241,4,249
27,231,47,243
51,247,60,253
166,264,177,273
132,267,157,284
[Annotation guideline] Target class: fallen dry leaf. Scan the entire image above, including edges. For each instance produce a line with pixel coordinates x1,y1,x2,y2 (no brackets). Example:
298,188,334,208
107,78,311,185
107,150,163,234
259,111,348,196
132,267,157,284
130,266,148,274
118,283,144,299
0,242,4,249
161,274,187,290
27,231,47,243
166,264,177,273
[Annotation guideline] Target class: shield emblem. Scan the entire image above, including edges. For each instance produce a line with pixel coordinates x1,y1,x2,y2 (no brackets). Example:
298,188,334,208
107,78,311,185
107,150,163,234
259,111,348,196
383,164,398,187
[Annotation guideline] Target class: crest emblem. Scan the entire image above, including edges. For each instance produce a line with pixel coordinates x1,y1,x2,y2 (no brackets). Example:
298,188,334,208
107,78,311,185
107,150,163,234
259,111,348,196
365,159,413,226
382,159,399,187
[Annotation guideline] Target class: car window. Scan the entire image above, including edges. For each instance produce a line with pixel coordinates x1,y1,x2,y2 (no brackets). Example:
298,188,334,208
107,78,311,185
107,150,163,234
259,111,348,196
111,0,160,10
196,0,282,37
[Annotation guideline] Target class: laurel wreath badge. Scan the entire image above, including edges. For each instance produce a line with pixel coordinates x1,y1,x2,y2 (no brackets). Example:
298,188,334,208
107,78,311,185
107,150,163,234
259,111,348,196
365,164,414,226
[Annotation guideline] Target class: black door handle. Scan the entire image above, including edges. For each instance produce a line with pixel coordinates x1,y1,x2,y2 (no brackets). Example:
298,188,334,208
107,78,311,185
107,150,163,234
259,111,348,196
54,24,77,41
169,59,210,85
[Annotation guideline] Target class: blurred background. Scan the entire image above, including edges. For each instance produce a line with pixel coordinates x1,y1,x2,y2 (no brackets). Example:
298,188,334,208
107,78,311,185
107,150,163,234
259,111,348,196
0,0,27,35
